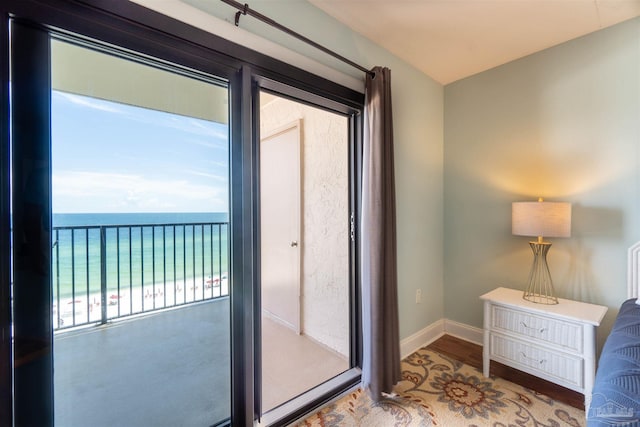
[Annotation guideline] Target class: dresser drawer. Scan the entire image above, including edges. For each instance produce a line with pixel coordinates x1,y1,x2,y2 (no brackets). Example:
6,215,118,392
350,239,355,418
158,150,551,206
490,334,583,388
491,305,583,353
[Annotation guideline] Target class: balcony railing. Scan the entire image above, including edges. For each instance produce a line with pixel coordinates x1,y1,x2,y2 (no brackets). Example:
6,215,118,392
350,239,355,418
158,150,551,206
52,221,229,330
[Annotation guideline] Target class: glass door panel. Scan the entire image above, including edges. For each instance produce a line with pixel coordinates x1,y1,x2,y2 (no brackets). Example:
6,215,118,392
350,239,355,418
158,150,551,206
50,37,231,427
259,91,351,413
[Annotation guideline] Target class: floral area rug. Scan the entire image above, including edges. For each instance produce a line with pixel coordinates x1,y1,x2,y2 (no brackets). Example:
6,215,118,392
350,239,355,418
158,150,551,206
296,347,585,426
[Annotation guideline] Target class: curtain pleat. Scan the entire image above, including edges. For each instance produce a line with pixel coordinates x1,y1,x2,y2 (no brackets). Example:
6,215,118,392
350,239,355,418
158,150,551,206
361,66,401,401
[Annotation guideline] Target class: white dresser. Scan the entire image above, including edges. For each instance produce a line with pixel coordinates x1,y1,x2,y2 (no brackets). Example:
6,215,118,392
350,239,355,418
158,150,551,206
480,287,607,407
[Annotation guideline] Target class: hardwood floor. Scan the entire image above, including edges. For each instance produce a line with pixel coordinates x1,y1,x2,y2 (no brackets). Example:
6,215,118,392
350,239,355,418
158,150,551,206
426,334,585,410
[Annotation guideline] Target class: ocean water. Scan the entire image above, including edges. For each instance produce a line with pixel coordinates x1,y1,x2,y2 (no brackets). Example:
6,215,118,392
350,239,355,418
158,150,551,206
51,213,229,300
53,212,228,227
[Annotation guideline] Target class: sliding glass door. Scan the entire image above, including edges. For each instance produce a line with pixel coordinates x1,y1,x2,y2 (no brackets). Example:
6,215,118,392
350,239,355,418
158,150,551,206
259,91,351,414
255,81,361,425
11,22,232,427
3,2,364,425
51,37,231,427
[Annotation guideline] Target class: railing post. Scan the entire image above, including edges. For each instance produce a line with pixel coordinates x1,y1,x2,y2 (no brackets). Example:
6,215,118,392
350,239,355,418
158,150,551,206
100,226,107,325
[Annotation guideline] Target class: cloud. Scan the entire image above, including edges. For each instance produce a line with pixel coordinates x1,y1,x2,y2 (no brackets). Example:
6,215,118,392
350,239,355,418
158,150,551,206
122,106,228,140
183,137,227,151
54,91,228,141
53,171,228,213
54,91,127,114
154,117,228,141
186,170,228,182
206,160,229,168
181,118,228,140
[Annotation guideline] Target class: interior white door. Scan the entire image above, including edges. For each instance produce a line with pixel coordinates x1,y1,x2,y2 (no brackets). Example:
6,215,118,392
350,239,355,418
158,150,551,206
260,120,301,333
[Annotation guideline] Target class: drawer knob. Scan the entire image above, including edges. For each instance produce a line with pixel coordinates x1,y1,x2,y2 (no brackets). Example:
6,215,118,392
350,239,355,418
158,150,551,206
520,321,546,334
520,352,546,365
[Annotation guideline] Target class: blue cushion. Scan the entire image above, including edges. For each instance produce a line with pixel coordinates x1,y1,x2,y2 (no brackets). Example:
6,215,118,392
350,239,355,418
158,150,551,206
588,299,640,426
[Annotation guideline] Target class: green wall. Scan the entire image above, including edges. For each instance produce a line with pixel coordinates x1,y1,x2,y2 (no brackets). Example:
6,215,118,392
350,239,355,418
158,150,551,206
138,0,445,340
444,17,640,347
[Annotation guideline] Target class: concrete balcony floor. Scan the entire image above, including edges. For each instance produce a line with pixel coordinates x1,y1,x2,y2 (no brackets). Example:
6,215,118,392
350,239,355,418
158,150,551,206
54,299,230,427
54,298,348,427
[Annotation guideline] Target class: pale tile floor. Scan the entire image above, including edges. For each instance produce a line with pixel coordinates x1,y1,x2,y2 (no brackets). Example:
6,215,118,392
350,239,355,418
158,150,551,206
261,316,349,412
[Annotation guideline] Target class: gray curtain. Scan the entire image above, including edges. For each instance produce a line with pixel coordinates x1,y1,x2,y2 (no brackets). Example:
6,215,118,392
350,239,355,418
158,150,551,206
361,66,401,401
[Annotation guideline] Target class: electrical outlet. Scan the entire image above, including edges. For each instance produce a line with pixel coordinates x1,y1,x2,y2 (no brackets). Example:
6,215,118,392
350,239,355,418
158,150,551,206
416,289,422,304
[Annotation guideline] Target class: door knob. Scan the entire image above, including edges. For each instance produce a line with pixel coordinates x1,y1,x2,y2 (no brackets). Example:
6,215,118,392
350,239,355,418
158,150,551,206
290,241,298,247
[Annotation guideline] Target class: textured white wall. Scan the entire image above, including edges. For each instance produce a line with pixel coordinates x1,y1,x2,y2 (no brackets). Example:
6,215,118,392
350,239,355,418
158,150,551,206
444,18,640,349
260,96,350,357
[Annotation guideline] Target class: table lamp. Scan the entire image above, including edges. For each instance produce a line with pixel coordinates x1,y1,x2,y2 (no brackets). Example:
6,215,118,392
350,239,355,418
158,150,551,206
512,198,571,304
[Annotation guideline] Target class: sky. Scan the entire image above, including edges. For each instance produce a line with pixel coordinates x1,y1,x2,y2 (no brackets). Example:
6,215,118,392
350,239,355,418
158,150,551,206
52,91,229,214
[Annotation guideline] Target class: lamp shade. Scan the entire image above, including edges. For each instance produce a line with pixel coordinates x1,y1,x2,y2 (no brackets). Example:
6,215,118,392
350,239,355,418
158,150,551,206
512,200,571,238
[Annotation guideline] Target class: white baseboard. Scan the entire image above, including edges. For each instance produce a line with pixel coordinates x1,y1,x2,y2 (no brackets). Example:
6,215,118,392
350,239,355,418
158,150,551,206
262,308,299,334
400,319,445,359
443,319,483,346
400,318,484,359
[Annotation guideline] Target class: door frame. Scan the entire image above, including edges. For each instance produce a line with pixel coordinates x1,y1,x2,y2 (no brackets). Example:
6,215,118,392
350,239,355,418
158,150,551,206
0,10,9,425
11,20,54,426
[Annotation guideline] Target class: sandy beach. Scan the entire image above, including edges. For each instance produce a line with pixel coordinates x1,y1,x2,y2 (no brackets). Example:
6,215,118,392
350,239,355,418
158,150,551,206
53,274,229,329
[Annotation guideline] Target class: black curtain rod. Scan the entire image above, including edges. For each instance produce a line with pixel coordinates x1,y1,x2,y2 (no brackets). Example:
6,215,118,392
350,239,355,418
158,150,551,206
220,0,374,77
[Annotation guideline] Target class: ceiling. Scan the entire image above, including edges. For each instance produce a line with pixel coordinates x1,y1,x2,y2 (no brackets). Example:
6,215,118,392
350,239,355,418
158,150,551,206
308,0,640,84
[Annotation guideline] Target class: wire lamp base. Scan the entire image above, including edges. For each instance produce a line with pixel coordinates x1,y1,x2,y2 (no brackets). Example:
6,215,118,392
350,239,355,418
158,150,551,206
523,241,559,305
